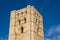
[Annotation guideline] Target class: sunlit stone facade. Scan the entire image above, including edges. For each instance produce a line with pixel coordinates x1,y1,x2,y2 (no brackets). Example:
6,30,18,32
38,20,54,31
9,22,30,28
8,5,44,40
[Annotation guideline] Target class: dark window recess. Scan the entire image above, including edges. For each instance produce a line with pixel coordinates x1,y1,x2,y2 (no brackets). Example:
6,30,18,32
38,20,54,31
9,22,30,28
18,13,19,16
21,27,24,33
21,12,23,15
37,14,38,16
25,11,27,13
24,17,26,23
37,27,39,33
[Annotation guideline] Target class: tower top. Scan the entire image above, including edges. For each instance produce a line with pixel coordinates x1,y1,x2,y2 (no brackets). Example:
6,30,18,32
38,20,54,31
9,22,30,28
8,5,44,40
27,5,31,6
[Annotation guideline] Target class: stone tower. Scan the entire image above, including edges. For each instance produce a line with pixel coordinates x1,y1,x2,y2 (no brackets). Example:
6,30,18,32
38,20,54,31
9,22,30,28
8,5,44,40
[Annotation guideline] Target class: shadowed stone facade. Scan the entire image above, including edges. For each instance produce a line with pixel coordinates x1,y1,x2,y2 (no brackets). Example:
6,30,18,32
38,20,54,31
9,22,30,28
8,5,44,40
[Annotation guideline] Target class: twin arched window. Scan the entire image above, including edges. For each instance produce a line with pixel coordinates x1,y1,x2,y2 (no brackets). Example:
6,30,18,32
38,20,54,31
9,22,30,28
18,17,26,24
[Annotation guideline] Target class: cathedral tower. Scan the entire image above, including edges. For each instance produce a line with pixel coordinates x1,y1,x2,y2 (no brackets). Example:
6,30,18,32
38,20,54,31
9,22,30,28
8,5,44,40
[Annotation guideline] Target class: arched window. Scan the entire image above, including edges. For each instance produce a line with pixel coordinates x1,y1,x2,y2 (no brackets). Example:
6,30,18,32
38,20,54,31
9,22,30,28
24,17,26,23
17,13,19,17
37,27,39,33
21,12,23,15
21,27,24,33
36,19,38,22
35,11,37,16
25,10,27,13
37,14,38,16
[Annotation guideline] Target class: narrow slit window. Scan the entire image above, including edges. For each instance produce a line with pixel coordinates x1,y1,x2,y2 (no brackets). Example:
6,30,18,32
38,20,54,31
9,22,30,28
21,12,23,15
24,17,26,23
37,27,39,33
21,27,24,33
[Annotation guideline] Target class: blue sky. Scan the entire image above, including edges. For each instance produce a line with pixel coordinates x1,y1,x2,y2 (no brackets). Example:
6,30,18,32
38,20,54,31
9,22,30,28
0,0,60,40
